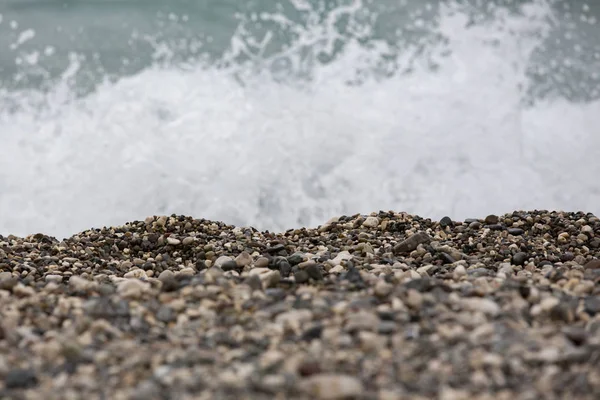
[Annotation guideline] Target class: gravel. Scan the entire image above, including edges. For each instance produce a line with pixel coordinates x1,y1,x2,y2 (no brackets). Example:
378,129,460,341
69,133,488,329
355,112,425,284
0,210,599,399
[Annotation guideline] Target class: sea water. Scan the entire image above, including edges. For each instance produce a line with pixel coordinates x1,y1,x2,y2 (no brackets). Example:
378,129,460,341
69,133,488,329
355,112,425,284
0,0,599,239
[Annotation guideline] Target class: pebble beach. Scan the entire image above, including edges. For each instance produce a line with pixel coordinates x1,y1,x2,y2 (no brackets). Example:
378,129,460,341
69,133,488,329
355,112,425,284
1,210,600,399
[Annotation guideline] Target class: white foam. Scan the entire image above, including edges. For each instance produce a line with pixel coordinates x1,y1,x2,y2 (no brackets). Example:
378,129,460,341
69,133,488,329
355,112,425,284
1,0,599,238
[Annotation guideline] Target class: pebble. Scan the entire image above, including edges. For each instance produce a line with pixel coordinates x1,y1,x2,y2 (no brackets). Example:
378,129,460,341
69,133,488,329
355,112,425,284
512,252,528,266
362,216,380,228
166,237,181,246
440,216,453,228
393,232,431,254
0,210,598,399
235,251,253,267
299,374,364,399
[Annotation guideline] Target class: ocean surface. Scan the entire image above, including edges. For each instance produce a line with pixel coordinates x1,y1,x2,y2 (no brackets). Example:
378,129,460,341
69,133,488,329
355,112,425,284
0,0,599,239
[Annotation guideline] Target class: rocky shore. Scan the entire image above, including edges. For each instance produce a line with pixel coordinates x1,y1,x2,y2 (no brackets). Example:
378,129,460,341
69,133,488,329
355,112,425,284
1,210,600,399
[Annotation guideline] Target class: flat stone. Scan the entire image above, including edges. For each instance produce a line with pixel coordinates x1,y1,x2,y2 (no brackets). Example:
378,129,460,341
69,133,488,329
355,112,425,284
393,232,432,254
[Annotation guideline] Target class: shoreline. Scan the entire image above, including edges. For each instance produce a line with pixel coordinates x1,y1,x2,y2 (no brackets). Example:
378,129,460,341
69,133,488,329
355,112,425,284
1,210,599,399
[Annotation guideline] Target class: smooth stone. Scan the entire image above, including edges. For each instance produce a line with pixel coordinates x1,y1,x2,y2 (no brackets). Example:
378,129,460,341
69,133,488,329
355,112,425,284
182,237,194,246
512,252,528,266
508,228,524,235
439,216,453,228
235,251,252,267
255,257,270,269
166,237,181,246
484,214,499,224
220,260,238,272
362,216,380,228
45,274,63,283
214,256,234,268
469,221,482,229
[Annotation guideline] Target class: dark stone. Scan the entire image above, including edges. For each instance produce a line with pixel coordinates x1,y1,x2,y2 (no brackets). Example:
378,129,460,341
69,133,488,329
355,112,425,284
508,228,525,236
487,224,505,231
301,324,323,341
404,278,433,292
266,244,286,255
287,253,304,266
298,360,321,377
438,253,455,265
305,264,323,281
584,296,600,316
244,275,263,291
484,215,499,224
589,238,600,249
393,232,432,254
195,260,207,271
439,216,453,228
221,260,238,272
464,218,479,224
378,321,398,335
561,252,575,262
278,261,292,278
519,285,531,298
512,252,528,266
294,270,309,284
584,259,600,270
342,266,365,288
4,369,38,389
160,276,179,292
469,221,482,229
156,306,175,323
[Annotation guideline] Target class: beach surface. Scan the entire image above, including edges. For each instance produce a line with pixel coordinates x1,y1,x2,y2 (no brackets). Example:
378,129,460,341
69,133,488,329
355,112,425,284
1,210,599,399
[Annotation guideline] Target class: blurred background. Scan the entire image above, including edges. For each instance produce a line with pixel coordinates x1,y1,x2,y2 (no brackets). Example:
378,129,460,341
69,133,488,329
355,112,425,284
0,0,599,238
